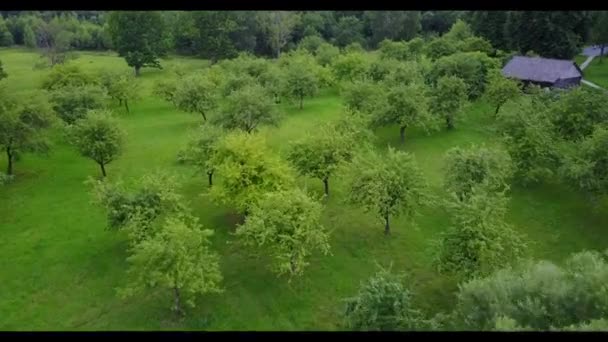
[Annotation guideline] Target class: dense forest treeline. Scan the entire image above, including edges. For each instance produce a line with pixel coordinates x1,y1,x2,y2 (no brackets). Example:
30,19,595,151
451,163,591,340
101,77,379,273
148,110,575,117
0,11,601,60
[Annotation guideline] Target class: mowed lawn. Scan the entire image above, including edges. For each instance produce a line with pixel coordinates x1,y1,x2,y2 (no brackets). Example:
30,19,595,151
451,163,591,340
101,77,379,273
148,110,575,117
583,57,608,88
1,48,608,330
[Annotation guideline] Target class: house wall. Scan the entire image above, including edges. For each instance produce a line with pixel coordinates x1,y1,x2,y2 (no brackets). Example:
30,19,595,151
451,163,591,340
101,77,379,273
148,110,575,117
553,77,581,89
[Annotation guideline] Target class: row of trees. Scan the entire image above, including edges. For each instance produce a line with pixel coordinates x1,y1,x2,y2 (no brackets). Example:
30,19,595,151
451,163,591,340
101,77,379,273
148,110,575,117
343,248,608,331
467,11,607,59
1,11,463,56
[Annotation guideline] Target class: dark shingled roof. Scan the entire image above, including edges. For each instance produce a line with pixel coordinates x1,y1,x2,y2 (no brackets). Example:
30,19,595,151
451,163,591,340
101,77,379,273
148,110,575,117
502,56,582,84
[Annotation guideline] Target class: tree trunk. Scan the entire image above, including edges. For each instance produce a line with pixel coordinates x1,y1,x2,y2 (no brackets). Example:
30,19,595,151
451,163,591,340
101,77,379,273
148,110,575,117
124,99,129,113
446,115,454,130
201,111,207,121
173,287,182,315
118,98,123,106
601,45,605,64
6,146,13,175
384,213,390,235
399,126,406,144
208,171,213,187
290,254,296,275
495,104,501,116
299,96,303,110
134,66,141,77
99,163,107,178
323,178,329,196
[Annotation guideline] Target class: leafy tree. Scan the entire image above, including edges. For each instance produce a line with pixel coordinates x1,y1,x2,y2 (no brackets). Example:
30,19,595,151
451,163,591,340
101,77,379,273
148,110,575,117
364,11,421,48
219,72,257,98
258,62,285,103
590,11,608,63
179,123,225,186
99,71,141,113
0,59,6,81
287,123,355,196
429,52,499,99
283,54,320,109
35,18,73,66
212,83,280,133
443,145,513,202
344,266,425,331
70,109,124,177
341,79,383,114
496,100,560,183
120,214,223,315
560,126,608,197
378,40,410,61
41,63,96,91
257,11,300,58
380,60,426,87
50,84,108,124
504,11,589,59
421,11,461,35
435,186,525,279
0,92,54,175
173,73,218,122
315,42,340,67
443,19,473,41
423,37,457,60
23,24,36,48
484,72,521,116
454,250,608,330
372,83,434,144
549,87,608,142
332,52,370,82
152,78,179,107
333,16,365,48
236,188,330,278
190,11,239,61
468,11,509,50
298,34,324,54
107,11,168,76
0,16,14,46
210,131,295,213
430,75,468,130
89,171,186,241
346,148,430,235
344,42,365,53
459,36,494,54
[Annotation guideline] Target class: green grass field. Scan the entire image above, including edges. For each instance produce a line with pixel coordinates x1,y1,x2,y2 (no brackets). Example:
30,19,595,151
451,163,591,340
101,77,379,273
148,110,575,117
582,56,608,88
2,48,608,330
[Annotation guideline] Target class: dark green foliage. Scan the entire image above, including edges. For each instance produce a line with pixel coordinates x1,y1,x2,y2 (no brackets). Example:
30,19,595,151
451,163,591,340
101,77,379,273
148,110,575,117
364,11,421,48
41,63,96,91
344,266,425,331
454,250,608,330
333,16,365,48
0,59,6,80
561,126,608,197
50,85,107,124
421,11,461,35
467,11,509,50
549,87,608,142
429,52,500,99
443,145,513,201
496,98,560,183
435,186,525,279
107,11,169,75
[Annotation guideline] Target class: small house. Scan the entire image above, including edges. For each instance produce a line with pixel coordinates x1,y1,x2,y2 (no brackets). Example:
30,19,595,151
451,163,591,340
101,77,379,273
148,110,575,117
502,56,583,89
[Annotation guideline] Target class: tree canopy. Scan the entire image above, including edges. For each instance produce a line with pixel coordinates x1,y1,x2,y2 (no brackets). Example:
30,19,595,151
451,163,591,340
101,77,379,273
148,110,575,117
107,11,169,76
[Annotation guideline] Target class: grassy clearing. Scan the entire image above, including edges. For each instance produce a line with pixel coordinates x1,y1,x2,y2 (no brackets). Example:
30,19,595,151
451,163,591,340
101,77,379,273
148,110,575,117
1,48,608,330
581,56,608,88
